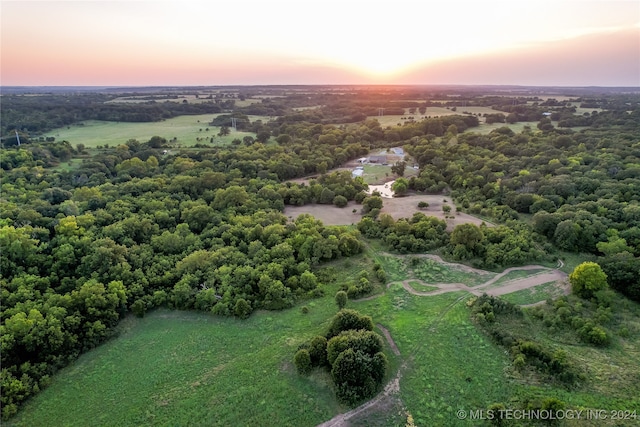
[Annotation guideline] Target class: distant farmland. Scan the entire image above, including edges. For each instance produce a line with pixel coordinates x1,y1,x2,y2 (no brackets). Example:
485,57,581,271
44,114,266,148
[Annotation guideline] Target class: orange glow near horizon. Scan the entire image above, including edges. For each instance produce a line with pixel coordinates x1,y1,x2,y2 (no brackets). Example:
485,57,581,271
1,1,639,86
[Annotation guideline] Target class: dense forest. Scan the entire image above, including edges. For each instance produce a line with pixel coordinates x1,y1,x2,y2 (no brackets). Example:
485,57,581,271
1,86,639,418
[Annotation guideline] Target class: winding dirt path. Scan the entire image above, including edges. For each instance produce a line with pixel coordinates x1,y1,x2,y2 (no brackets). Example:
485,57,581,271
377,323,401,356
397,264,568,300
356,257,568,303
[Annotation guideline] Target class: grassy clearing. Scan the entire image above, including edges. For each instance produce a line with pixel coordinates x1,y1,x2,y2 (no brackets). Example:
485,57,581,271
43,114,268,148
557,251,593,274
8,308,340,427
471,121,537,135
377,254,410,283
355,288,514,426
500,281,566,305
361,164,418,185
410,257,495,286
362,164,394,184
50,158,84,172
500,295,640,415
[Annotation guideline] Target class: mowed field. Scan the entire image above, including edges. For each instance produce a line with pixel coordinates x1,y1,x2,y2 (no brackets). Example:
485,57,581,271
43,114,267,148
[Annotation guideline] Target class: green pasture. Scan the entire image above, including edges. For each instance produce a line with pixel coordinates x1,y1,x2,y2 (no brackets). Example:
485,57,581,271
471,121,537,135
7,306,340,427
361,164,418,184
44,114,268,148
8,255,389,427
355,288,514,426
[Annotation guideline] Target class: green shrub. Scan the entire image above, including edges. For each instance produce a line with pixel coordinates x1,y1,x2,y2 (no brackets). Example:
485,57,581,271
293,349,312,375
308,336,328,367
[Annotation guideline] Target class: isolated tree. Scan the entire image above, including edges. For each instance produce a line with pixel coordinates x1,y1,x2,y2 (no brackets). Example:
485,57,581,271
391,160,406,177
256,130,271,143
569,261,608,299
335,291,348,309
148,135,167,148
234,298,251,319
218,125,231,137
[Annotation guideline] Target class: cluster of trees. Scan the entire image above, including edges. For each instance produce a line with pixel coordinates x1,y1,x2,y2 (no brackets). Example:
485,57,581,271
447,222,549,268
0,128,382,416
396,107,639,294
294,309,387,404
337,264,387,300
358,212,449,254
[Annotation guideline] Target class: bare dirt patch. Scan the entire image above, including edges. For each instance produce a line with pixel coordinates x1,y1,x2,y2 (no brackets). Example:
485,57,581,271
284,202,364,226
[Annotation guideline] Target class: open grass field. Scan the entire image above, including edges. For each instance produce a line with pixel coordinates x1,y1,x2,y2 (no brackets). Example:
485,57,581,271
9,247,640,426
43,114,269,148
360,164,419,185
354,288,514,426
472,121,537,134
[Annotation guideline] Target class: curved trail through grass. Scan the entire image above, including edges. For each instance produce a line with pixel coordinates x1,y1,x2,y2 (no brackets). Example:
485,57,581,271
357,257,568,303
320,258,568,427
398,264,567,299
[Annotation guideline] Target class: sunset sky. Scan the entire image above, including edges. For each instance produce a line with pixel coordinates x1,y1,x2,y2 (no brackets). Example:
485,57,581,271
2,0,639,86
